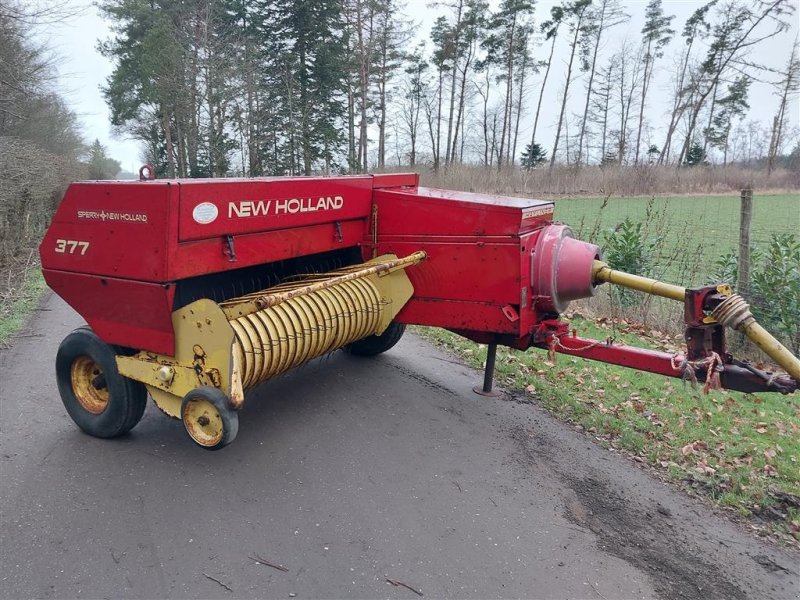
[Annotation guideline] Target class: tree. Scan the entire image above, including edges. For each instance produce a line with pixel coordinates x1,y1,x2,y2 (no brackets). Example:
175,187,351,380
767,38,799,174
0,2,86,264
575,0,627,167
343,0,380,172
86,139,121,179
520,142,547,168
634,0,674,164
707,75,750,165
658,1,715,164
610,41,643,165
549,0,591,169
372,0,410,168
448,0,488,165
482,0,534,170
398,44,428,166
528,5,562,162
676,0,795,165
275,0,346,174
587,61,615,163
684,142,706,166
99,0,188,178
427,16,453,171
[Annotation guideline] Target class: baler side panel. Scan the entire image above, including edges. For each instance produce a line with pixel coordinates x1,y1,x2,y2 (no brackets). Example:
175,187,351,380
43,270,176,355
40,182,173,281
373,239,522,304
176,177,374,242
370,188,553,337
168,220,368,280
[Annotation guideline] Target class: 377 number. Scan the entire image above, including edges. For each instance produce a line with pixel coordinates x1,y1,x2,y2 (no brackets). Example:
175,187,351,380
55,239,90,255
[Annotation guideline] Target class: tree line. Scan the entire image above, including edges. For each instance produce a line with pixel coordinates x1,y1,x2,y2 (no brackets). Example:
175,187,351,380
98,0,799,177
0,1,123,264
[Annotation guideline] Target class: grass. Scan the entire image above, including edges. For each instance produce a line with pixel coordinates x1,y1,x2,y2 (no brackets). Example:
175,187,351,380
417,318,800,545
555,193,800,286
0,267,46,347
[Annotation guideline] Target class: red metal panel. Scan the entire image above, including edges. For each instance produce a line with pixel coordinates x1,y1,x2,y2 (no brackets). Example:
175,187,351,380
374,240,522,304
43,270,176,355
40,182,172,281
372,173,419,188
176,177,374,242
395,299,520,334
374,187,553,237
168,220,368,280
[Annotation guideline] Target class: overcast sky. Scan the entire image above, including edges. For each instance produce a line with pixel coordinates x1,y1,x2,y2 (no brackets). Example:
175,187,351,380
35,0,800,172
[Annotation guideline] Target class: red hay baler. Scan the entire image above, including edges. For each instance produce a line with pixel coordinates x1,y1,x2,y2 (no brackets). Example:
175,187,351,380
40,172,799,449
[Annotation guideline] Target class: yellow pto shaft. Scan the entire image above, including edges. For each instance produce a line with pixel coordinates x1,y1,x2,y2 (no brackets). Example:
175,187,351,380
592,260,686,302
591,260,800,382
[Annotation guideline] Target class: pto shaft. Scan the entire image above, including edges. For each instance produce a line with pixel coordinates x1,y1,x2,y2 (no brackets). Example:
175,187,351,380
712,294,800,382
592,260,686,302
591,260,800,383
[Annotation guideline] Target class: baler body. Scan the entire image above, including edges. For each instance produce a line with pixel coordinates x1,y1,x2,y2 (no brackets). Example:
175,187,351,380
41,174,577,355
40,173,796,449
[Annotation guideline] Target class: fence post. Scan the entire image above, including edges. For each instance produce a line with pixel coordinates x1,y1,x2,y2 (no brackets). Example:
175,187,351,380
738,188,753,297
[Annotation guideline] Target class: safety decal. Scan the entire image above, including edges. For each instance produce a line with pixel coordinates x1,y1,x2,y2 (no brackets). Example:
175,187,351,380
192,202,219,224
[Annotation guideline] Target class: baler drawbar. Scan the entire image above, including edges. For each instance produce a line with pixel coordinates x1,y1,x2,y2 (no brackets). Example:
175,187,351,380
40,172,798,449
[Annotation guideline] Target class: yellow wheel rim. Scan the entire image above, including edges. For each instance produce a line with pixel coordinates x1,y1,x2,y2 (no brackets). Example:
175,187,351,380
71,356,109,415
183,396,224,447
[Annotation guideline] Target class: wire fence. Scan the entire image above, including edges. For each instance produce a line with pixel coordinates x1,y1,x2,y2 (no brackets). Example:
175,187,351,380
555,192,799,287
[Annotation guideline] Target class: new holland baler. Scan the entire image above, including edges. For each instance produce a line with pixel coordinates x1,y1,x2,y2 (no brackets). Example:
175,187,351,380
40,172,799,449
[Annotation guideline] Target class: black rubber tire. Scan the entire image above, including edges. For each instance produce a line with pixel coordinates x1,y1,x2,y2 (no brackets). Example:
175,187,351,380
346,321,406,356
180,386,239,450
55,326,147,438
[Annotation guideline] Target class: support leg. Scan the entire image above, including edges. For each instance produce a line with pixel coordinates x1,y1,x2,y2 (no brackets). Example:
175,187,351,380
473,342,502,397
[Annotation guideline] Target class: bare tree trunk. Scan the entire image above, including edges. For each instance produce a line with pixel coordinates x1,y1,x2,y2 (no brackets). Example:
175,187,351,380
161,104,175,178
578,0,618,167
767,40,798,175
529,32,557,152
445,0,464,166
451,38,475,167
347,75,356,169
550,15,584,169
634,39,654,165
377,38,388,168
511,51,529,167
498,17,518,170
658,45,692,165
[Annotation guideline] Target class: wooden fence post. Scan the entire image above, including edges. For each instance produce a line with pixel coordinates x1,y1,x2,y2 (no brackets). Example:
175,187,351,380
738,188,753,297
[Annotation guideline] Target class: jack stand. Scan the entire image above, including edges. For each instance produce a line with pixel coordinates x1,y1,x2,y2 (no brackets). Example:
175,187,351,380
473,342,502,397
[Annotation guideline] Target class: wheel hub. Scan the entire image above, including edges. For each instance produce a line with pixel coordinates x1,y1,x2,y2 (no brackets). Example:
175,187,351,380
183,397,224,447
70,356,110,414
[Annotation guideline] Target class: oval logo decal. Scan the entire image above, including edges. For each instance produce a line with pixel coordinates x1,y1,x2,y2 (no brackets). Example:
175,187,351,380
192,202,218,224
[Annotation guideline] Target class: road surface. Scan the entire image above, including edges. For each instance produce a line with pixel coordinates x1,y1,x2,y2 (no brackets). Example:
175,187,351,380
1,294,798,599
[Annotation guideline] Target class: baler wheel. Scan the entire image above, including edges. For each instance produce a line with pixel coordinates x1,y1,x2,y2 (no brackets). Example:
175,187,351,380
56,327,147,438
181,387,238,450
345,322,406,357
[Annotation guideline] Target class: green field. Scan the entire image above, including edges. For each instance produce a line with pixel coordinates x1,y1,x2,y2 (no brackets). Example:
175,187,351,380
553,193,799,285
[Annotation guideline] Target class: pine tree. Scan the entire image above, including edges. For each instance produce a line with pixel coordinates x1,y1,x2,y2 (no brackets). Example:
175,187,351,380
634,0,674,164
707,75,750,165
520,142,547,169
86,139,121,179
684,142,706,166
274,0,346,174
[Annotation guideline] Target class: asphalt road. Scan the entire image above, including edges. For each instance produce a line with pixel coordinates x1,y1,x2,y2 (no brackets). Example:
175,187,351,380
1,294,798,600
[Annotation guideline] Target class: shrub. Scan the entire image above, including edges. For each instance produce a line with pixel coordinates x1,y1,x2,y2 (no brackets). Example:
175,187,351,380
601,217,659,308
714,234,800,355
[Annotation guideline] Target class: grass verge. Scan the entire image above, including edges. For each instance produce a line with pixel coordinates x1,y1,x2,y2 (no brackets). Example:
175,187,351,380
0,266,46,347
416,318,800,546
